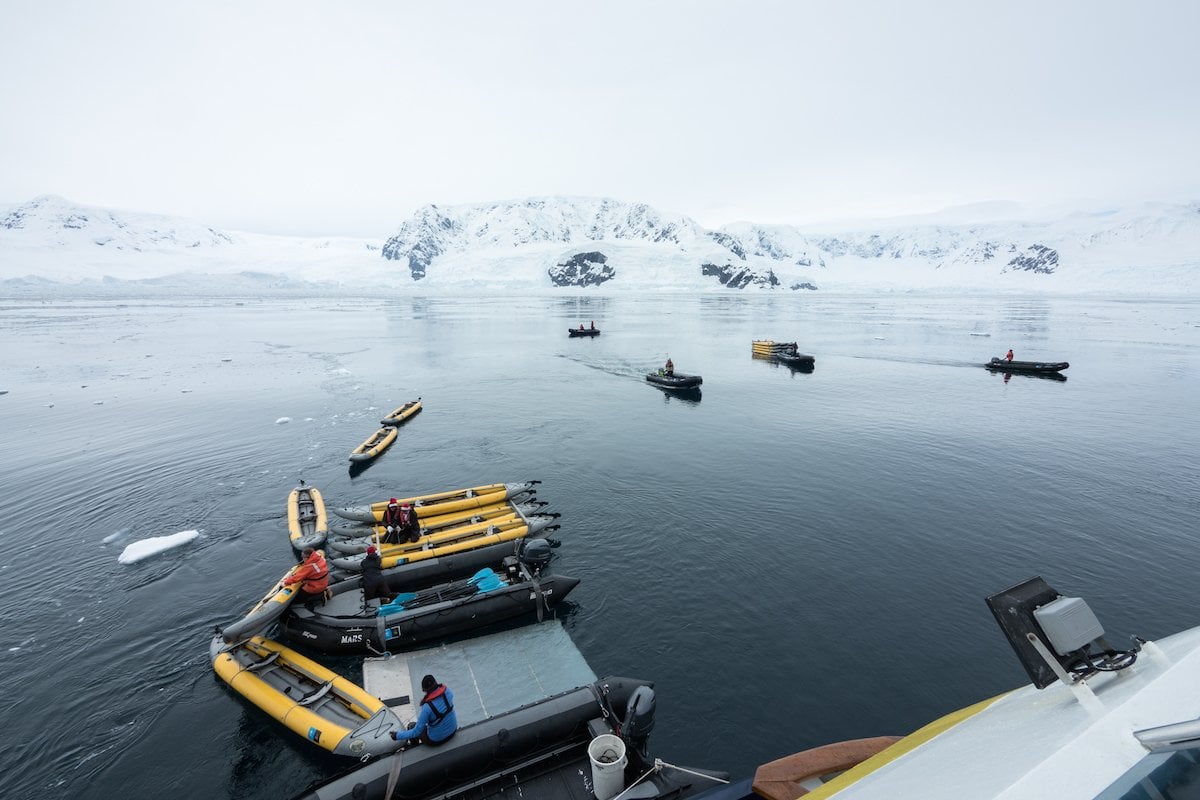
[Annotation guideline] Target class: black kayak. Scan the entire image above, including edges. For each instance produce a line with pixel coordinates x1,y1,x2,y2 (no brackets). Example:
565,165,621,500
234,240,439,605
568,328,600,337
984,357,1069,374
646,371,702,389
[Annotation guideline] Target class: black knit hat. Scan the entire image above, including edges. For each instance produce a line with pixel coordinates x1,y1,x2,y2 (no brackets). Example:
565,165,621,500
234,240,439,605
421,674,438,692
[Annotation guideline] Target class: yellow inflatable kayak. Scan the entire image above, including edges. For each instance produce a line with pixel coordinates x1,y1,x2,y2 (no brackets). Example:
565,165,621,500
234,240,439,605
348,426,398,463
380,398,422,426
210,635,402,757
330,481,540,523
287,481,328,552
219,565,304,641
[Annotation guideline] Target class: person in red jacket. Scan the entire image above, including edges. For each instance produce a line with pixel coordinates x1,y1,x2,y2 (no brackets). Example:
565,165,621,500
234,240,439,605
1005,349,1014,362
284,547,329,604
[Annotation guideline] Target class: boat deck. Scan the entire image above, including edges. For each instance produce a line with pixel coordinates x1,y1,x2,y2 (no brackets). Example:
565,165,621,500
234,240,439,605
362,621,596,727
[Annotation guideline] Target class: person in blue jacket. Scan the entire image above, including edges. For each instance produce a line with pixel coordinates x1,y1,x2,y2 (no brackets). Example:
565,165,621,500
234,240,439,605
392,674,457,746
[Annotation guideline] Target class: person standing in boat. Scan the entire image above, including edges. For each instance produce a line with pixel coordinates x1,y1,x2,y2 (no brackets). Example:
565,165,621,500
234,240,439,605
284,547,329,605
664,357,674,376
1005,349,1014,362
391,674,458,746
361,545,390,603
590,320,595,330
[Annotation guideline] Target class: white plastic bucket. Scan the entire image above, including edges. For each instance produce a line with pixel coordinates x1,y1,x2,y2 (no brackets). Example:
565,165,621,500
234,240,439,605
587,733,628,800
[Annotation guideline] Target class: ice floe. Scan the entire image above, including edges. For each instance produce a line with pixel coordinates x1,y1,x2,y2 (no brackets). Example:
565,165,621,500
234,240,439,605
118,530,200,564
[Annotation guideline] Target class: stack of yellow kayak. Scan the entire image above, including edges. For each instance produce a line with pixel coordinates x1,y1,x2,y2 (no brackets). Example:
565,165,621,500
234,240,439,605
329,507,559,571
210,635,403,757
325,496,549,554
330,481,540,523
752,339,798,356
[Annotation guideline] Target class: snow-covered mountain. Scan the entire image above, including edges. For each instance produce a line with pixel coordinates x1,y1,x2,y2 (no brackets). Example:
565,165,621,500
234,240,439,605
0,195,384,287
3,194,1199,294
379,197,1200,293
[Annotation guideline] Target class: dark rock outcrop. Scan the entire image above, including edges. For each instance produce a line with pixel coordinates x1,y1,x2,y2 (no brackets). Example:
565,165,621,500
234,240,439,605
701,263,779,289
1006,244,1058,274
548,251,615,287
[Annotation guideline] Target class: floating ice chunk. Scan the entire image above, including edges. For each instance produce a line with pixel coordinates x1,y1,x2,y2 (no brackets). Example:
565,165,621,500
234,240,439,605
181,389,192,393
93,400,104,405
118,530,200,564
0,389,8,395
276,417,291,424
46,403,54,408
221,358,233,362
969,332,991,337
304,417,314,422
101,528,127,544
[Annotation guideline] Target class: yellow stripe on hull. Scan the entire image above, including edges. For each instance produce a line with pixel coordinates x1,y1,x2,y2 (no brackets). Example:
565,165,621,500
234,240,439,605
363,486,515,522
374,514,524,560
354,499,520,539
381,523,534,568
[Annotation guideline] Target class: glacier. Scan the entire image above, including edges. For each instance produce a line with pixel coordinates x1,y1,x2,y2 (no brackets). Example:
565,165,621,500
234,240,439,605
2,193,1198,295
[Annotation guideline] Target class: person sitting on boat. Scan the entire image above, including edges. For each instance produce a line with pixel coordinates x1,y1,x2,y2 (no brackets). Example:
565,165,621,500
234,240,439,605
361,545,390,603
284,547,329,605
664,357,674,376
579,323,585,330
381,499,419,544
1005,349,1014,362
396,503,420,543
391,674,457,747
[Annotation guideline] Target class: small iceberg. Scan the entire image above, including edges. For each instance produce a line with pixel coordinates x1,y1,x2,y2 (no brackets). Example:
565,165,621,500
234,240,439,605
276,416,291,424
118,530,200,564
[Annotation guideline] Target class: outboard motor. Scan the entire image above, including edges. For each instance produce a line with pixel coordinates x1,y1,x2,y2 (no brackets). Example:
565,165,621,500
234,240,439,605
622,685,656,758
519,538,553,570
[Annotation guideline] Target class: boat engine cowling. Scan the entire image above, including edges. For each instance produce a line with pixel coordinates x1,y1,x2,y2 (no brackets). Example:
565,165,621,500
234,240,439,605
623,685,656,753
519,538,553,569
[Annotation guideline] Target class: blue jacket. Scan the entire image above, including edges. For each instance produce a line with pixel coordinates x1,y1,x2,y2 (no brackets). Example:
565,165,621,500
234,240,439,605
395,685,457,744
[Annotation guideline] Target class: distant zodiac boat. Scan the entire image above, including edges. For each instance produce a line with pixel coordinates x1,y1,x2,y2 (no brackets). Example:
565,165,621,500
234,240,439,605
983,357,1069,374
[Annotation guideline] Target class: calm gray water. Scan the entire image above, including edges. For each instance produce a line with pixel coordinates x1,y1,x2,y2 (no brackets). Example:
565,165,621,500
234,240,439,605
1,293,1197,799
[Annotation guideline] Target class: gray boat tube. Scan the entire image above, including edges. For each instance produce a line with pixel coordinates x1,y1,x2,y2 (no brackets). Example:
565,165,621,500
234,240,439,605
327,536,558,590
289,676,651,800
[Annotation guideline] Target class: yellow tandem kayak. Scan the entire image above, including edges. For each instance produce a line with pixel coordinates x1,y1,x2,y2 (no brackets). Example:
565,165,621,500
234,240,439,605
380,398,422,426
210,635,403,758
287,481,328,552
348,426,398,463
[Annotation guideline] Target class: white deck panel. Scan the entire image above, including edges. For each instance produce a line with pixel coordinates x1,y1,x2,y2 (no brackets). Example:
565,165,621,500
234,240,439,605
362,621,596,728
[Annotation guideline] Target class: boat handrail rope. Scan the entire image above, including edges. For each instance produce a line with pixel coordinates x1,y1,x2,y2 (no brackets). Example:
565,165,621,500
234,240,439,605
611,759,730,800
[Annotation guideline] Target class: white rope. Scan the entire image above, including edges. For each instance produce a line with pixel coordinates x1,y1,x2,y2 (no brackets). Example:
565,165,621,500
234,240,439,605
609,757,730,800
653,758,730,784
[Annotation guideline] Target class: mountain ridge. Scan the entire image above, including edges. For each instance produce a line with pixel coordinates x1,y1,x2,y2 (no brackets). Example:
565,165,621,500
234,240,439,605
2,194,1198,294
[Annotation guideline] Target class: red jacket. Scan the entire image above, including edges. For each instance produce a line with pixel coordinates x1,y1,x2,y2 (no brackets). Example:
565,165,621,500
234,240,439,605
284,550,329,594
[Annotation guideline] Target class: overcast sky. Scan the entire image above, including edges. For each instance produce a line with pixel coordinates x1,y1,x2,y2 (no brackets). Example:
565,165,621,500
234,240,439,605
2,1,1197,237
